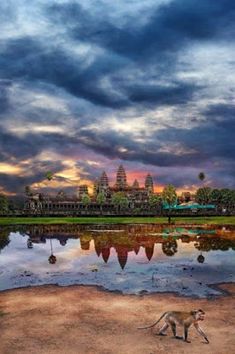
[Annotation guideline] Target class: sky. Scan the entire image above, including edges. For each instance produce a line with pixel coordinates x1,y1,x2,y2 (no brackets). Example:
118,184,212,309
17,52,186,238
0,0,234,196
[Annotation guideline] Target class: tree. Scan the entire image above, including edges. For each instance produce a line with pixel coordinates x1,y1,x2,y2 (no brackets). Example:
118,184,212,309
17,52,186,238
81,194,91,211
111,192,129,213
195,187,212,205
211,189,222,210
45,171,53,181
162,185,177,224
8,198,24,214
0,194,9,215
162,240,178,256
211,189,222,205
96,191,106,215
149,194,161,209
220,188,235,211
198,172,205,182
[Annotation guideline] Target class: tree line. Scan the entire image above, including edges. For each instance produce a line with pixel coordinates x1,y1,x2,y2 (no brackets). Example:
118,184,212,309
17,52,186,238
0,185,235,215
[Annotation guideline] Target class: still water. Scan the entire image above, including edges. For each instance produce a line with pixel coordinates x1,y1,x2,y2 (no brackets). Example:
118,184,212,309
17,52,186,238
0,224,235,297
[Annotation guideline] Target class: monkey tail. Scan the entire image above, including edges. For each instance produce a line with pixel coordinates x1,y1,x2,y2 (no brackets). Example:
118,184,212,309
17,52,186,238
137,312,167,330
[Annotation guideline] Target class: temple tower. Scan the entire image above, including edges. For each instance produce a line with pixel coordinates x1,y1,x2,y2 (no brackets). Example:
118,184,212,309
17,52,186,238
78,184,88,197
93,178,99,197
132,179,140,189
99,171,109,189
145,174,154,193
94,171,109,195
115,165,128,189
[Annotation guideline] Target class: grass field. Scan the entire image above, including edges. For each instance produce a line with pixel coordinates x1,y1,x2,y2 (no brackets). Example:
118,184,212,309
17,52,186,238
0,216,234,225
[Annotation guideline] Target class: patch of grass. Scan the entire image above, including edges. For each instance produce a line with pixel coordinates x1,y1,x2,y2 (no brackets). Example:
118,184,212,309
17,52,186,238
0,216,234,225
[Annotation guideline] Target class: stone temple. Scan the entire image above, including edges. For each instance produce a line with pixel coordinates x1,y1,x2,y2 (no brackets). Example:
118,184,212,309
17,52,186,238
25,165,157,215
94,165,154,202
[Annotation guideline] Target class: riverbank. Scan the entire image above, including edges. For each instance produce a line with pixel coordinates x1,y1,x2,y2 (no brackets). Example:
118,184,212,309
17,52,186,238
0,215,235,225
0,284,235,354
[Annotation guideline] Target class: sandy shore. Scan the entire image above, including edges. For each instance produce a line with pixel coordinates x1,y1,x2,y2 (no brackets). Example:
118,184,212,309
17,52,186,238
1,284,235,354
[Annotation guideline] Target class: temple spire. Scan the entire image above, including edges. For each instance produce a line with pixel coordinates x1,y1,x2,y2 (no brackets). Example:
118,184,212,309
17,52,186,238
115,165,128,189
132,179,140,189
145,173,154,193
100,171,109,187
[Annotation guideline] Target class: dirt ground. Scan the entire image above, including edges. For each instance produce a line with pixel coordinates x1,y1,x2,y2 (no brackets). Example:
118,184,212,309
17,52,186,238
0,284,235,354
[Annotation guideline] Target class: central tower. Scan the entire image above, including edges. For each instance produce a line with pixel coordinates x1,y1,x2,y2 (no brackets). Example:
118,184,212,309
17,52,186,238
115,165,128,189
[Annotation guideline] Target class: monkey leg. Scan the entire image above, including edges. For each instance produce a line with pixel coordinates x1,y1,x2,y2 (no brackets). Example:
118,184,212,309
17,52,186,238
157,323,169,336
184,326,191,343
194,323,209,343
170,323,177,338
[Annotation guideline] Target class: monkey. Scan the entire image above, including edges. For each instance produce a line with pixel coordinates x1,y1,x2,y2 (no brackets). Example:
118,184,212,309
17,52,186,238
138,309,209,344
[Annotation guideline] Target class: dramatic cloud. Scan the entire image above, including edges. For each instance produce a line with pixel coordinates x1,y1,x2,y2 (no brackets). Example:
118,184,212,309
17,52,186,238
0,0,234,195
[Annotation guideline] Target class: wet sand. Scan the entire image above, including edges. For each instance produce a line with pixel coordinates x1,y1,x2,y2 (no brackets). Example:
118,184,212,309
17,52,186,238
0,284,235,354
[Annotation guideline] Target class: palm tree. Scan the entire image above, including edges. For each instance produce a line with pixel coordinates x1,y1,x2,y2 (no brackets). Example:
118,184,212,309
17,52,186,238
45,171,53,181
198,172,205,182
48,237,57,264
162,185,177,224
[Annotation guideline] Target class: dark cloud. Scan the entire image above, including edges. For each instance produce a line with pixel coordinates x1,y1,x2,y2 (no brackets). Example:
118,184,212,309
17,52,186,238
204,103,235,122
4,0,230,109
0,0,234,193
74,101,235,172
0,128,79,163
127,82,198,106
49,0,235,60
0,130,40,161
0,80,12,116
0,37,129,109
2,0,234,111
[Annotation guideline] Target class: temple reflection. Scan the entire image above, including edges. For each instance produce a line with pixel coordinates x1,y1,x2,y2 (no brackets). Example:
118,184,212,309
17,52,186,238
145,245,154,261
0,224,235,270
117,248,128,269
27,238,33,249
101,247,110,263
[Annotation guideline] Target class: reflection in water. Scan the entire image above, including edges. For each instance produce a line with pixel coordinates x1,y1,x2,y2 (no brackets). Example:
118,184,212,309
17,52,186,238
27,238,33,249
162,240,178,257
197,254,205,263
0,224,235,297
195,237,235,252
0,229,10,251
48,254,57,264
1,224,235,269
48,238,57,264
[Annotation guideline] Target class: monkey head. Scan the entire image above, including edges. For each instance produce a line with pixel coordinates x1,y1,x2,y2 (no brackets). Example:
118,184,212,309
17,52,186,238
191,309,205,321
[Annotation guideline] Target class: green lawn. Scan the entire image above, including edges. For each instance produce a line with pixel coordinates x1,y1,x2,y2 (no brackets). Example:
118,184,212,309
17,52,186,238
0,216,234,225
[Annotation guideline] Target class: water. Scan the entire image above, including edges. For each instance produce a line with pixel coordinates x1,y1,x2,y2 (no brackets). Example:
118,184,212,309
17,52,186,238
0,224,235,297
